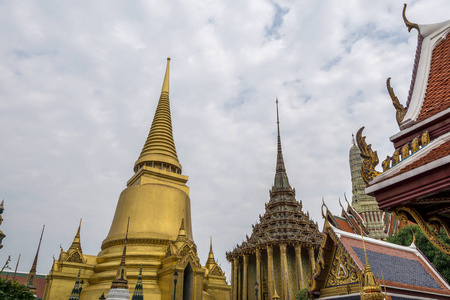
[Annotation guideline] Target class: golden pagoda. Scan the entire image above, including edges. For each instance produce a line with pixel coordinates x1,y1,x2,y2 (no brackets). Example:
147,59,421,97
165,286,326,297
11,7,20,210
360,236,385,300
44,58,230,299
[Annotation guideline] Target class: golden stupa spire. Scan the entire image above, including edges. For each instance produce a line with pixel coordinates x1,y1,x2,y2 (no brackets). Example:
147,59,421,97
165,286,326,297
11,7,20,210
68,219,82,252
206,236,215,267
360,233,385,300
111,217,130,289
26,225,45,294
134,58,182,173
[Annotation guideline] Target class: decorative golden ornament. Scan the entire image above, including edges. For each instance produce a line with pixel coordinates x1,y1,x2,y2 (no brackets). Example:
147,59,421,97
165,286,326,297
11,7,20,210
382,156,391,171
387,77,406,127
402,3,420,33
395,207,450,256
392,150,400,167
421,131,430,146
411,137,420,154
401,144,409,161
356,127,381,185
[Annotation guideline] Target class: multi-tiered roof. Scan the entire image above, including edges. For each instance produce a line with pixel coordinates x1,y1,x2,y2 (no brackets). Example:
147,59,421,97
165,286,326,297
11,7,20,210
227,101,322,258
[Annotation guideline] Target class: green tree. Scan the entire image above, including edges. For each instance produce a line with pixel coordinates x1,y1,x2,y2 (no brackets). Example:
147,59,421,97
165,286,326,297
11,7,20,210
388,224,450,283
0,277,35,300
295,287,308,300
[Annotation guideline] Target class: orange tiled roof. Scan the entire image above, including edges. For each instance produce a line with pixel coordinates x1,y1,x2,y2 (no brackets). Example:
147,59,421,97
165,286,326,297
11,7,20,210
417,32,450,121
332,216,355,234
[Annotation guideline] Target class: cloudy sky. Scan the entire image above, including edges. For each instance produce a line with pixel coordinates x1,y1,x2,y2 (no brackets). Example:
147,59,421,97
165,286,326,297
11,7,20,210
0,0,448,282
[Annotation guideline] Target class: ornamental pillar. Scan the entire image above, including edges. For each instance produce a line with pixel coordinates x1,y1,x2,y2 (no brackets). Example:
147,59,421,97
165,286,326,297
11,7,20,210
233,257,239,300
308,247,315,277
231,258,235,300
256,248,262,300
295,244,304,289
280,244,289,300
243,254,249,300
267,245,274,299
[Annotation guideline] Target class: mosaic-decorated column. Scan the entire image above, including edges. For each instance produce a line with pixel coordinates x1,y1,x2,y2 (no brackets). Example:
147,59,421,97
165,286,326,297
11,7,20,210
234,257,239,300
267,245,274,299
231,258,235,300
308,247,315,276
280,244,289,300
243,254,249,300
255,249,262,300
295,244,304,289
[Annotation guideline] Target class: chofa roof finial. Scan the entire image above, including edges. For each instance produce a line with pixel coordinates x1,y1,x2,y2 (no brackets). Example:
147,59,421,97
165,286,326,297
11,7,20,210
402,4,420,33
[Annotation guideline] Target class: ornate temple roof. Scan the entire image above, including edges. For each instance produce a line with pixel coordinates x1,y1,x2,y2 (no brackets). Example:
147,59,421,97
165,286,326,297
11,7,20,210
226,101,322,258
337,228,450,295
309,219,450,299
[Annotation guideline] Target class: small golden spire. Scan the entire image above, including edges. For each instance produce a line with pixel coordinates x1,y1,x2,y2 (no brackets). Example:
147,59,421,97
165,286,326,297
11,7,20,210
206,236,215,267
26,225,45,294
69,219,82,252
111,217,130,289
360,233,384,300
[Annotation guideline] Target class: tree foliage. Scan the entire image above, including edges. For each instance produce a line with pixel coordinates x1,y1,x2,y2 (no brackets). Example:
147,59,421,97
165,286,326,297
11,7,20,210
0,277,35,300
295,287,308,300
388,224,450,283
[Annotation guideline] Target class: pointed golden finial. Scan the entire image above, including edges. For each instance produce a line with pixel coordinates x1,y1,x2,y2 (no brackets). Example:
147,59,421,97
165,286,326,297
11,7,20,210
162,57,170,94
26,225,45,294
321,198,328,219
206,236,216,268
111,217,130,289
360,232,384,299
402,4,420,33
134,58,181,173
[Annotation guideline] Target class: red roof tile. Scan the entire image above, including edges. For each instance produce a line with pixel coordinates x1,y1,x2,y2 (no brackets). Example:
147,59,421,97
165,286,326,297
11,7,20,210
332,216,355,234
418,33,450,121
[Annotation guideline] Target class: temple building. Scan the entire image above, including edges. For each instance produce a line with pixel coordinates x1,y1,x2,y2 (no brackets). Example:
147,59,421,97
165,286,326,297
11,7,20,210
356,5,450,256
309,206,450,299
226,101,323,300
43,58,230,299
326,139,406,239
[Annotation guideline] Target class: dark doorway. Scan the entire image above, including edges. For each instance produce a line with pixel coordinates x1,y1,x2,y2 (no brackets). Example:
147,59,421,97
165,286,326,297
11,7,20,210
183,262,193,300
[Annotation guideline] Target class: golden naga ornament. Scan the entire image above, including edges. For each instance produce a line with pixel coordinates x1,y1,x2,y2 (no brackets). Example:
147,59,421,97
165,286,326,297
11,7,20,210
387,77,406,127
394,207,450,256
356,127,381,185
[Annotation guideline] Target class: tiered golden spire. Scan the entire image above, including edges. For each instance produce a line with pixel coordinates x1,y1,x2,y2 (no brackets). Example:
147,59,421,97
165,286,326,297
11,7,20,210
271,99,294,200
111,218,130,289
360,234,385,300
206,237,215,268
26,225,45,294
134,58,182,173
68,219,82,252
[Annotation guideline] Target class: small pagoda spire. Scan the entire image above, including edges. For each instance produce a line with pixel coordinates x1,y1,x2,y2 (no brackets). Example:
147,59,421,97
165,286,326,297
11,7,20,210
270,99,294,201
110,217,130,290
131,264,144,300
206,236,215,268
26,225,45,294
69,219,82,252
176,218,186,243
134,58,182,173
360,234,385,300
68,269,82,300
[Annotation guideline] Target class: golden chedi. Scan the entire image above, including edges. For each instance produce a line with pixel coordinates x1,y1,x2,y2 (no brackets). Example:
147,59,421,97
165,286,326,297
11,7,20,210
44,58,230,300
